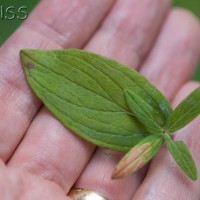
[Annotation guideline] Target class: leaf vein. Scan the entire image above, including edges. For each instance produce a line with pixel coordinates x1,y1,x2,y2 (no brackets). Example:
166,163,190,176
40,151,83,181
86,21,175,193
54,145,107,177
85,54,169,122
25,54,132,114
30,75,145,137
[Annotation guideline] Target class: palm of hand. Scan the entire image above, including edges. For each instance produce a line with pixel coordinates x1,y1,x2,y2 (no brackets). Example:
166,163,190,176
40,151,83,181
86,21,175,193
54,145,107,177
0,161,70,199
0,0,200,199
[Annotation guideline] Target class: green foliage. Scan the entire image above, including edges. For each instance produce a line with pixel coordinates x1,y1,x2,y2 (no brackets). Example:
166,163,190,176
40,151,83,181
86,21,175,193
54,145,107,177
164,134,197,180
20,49,199,180
21,48,172,152
166,87,200,132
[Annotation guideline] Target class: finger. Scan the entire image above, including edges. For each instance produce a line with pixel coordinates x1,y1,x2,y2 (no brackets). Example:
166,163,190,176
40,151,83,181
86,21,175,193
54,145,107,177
140,9,200,100
132,81,200,200
0,0,114,161
9,107,95,191
85,0,172,67
72,8,200,200
9,0,172,196
73,149,147,200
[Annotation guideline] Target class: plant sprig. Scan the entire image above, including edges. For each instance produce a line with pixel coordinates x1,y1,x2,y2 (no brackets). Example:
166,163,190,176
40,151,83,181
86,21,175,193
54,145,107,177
113,88,199,180
20,48,199,181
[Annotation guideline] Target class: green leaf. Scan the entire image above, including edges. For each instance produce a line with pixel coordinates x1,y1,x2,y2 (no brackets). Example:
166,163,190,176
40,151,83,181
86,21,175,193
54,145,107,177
20,48,172,152
164,134,198,181
124,89,163,134
166,87,200,133
112,135,163,179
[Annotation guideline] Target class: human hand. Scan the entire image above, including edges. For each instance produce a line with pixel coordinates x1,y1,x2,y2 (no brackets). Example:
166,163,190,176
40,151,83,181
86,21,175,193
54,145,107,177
0,0,200,199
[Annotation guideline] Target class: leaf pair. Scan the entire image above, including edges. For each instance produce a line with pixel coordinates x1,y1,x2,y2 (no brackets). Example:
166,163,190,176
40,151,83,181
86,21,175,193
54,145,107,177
125,85,200,134
113,86,199,180
20,48,200,181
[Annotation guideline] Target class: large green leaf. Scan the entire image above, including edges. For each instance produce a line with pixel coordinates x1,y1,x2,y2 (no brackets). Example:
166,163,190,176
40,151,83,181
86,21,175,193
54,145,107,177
20,49,172,152
112,135,163,179
164,134,197,181
166,87,200,133
124,89,163,134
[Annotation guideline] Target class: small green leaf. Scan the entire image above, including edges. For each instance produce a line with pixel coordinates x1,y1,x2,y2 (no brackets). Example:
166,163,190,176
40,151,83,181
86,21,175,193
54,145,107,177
164,134,198,181
112,135,163,179
166,87,200,133
20,48,172,152
124,89,163,134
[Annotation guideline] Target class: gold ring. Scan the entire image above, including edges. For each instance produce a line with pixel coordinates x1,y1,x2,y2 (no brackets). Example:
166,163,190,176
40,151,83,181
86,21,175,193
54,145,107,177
68,188,108,200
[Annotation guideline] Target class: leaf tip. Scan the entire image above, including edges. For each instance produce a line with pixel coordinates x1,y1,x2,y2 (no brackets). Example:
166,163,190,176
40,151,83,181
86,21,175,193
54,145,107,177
111,165,130,179
19,49,25,56
20,49,36,72
190,169,198,181
111,170,123,180
124,88,134,105
124,88,132,96
20,48,33,59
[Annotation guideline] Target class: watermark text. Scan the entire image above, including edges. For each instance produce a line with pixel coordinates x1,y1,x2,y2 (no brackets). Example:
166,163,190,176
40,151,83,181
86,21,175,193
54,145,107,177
0,5,28,20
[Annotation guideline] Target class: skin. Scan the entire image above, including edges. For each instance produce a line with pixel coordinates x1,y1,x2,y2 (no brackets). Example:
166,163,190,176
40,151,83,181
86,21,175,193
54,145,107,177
0,0,199,199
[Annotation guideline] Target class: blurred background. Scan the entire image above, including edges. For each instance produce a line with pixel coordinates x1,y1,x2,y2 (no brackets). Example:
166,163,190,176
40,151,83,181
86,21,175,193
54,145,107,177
0,0,199,80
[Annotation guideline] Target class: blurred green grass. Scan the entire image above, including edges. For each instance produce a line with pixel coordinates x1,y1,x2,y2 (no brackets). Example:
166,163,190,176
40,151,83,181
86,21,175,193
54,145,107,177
0,0,199,80
0,0,39,44
173,0,200,81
